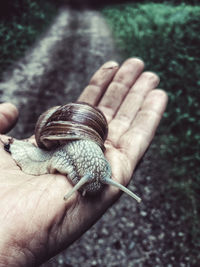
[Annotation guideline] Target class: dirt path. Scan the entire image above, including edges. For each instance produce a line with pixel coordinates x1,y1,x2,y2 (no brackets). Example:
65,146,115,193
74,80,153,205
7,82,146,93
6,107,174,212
0,7,119,139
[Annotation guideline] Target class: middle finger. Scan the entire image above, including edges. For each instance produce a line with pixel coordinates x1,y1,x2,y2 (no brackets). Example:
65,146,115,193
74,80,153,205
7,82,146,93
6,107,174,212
107,72,160,144
98,58,144,122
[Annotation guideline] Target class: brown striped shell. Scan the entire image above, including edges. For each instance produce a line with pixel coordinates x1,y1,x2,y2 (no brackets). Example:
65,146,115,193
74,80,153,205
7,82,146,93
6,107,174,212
35,102,108,152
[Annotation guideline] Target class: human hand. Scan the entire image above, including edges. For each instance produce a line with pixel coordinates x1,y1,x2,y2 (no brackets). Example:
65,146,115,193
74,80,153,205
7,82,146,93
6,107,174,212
0,58,167,266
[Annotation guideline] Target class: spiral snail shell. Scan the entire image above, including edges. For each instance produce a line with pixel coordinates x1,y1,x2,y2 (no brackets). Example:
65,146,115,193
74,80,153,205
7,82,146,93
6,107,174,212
35,102,108,151
4,102,141,202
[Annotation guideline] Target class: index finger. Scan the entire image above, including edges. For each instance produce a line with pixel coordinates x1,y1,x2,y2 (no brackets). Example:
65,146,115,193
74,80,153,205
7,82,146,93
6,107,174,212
78,61,119,105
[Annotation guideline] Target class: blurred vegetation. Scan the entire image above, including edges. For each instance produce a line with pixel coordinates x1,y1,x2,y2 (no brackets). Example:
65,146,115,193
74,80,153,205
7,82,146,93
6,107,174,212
0,0,57,79
0,0,199,261
102,2,200,249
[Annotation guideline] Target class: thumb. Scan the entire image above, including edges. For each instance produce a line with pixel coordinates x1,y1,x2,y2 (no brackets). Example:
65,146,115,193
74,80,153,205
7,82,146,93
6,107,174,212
0,103,18,134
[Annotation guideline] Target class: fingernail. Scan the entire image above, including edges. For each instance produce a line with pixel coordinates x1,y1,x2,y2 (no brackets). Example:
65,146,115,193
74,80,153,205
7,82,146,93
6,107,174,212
103,61,119,69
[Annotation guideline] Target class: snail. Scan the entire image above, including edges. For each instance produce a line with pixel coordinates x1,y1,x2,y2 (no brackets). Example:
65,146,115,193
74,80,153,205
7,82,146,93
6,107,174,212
4,102,141,202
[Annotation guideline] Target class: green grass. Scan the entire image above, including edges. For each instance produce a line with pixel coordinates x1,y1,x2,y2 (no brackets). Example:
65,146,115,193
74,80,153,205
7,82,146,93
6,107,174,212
102,2,200,245
0,0,57,79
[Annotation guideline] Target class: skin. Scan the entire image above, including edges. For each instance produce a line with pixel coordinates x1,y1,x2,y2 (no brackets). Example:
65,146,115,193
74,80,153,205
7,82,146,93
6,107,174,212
0,58,168,266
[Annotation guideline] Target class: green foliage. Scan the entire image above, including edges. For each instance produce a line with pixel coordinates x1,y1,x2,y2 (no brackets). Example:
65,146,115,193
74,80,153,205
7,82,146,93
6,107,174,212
0,0,57,78
102,2,200,244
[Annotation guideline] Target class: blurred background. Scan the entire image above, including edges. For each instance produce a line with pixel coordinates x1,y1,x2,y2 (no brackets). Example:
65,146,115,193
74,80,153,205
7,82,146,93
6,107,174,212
0,0,199,266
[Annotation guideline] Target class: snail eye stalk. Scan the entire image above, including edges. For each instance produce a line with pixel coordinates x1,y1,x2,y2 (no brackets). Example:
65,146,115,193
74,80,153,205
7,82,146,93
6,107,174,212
63,174,92,200
102,177,141,203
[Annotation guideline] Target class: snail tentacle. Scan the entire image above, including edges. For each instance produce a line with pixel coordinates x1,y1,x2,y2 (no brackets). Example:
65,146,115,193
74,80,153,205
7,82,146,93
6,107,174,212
102,177,141,203
63,173,93,201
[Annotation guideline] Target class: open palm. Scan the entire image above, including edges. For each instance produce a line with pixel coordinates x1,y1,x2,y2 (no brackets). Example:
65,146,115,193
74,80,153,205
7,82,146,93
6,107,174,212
0,58,167,266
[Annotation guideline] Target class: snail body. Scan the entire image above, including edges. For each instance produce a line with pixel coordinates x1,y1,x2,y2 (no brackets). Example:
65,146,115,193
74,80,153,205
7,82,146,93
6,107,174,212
5,102,141,202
